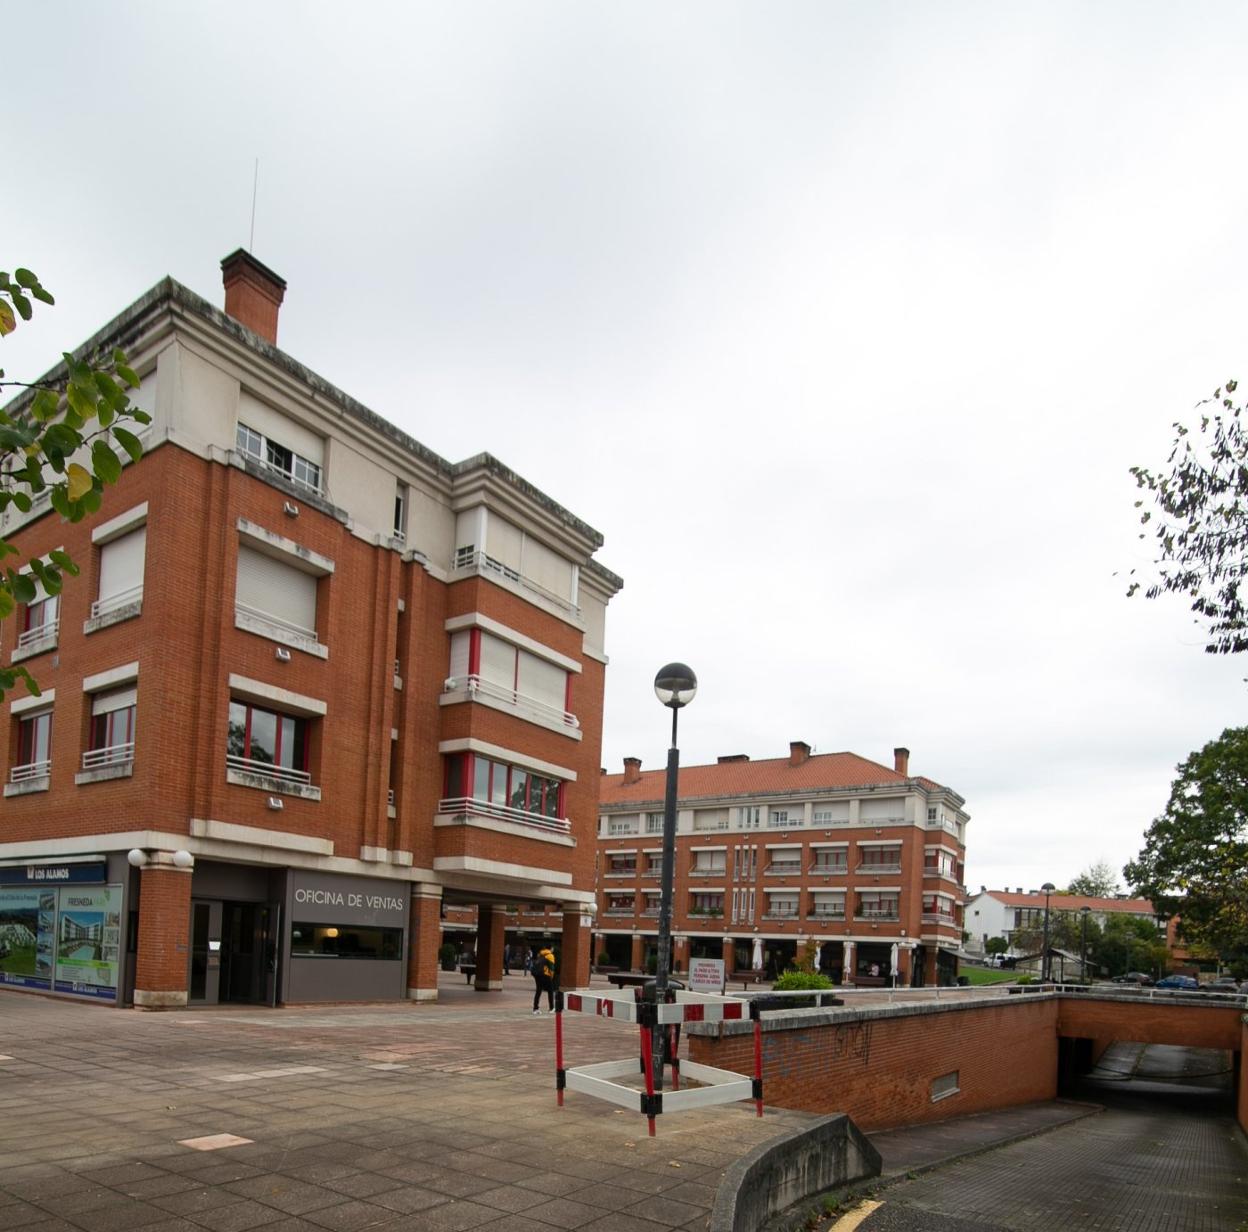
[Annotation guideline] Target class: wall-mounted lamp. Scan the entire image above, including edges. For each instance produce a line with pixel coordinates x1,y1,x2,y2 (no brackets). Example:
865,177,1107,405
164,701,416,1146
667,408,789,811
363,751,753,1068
126,849,148,868
172,850,195,870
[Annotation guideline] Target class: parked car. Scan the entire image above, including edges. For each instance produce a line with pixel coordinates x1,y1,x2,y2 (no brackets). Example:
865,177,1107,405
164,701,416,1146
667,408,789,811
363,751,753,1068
1205,977,1240,993
1112,971,1153,986
1155,974,1199,991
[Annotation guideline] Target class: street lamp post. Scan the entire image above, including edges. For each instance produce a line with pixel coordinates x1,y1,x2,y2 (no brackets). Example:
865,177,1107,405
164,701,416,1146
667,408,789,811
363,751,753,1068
1080,905,1091,983
651,662,697,1092
1040,882,1056,982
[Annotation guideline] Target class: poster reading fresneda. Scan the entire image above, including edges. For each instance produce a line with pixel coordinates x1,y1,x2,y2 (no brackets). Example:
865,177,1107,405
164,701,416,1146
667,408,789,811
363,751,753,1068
53,887,121,999
0,888,53,991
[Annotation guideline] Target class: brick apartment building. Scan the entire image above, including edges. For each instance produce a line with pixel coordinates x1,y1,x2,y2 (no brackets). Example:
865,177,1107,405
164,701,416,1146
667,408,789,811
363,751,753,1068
0,251,621,1008
592,743,969,986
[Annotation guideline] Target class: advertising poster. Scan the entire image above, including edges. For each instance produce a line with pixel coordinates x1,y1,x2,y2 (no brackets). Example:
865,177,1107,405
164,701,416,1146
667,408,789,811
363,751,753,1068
53,886,121,999
0,888,53,991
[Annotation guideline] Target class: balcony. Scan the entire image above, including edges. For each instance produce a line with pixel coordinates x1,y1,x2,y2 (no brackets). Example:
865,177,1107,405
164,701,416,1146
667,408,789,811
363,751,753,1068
857,862,901,875
690,867,726,878
454,673,578,730
17,619,58,650
641,867,662,878
765,817,803,829
227,753,311,786
855,908,900,922
808,909,846,921
923,912,959,926
437,795,571,837
764,863,802,877
9,759,50,784
810,862,848,875
605,867,638,878
604,907,635,917
91,584,143,620
453,549,580,618
82,743,134,771
763,909,800,920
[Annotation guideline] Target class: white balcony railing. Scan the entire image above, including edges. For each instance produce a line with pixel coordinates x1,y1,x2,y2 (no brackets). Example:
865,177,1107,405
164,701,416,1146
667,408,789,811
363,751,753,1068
856,908,900,921
234,601,318,645
810,863,848,875
17,619,58,649
10,759,50,783
858,862,902,875
452,550,580,617
765,863,802,876
808,909,847,920
766,817,802,829
82,743,134,771
91,585,143,619
438,795,571,836
455,674,578,729
764,909,800,919
226,754,312,786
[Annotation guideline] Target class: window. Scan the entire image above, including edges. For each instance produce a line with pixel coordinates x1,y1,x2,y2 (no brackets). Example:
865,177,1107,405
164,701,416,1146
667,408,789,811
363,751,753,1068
607,817,639,836
236,420,322,494
86,687,136,769
393,483,407,542
857,893,900,920
738,806,760,829
290,923,402,959
448,629,574,727
236,545,319,646
809,893,846,919
859,845,902,870
606,855,637,876
931,1071,960,1102
605,894,635,915
927,807,938,822
645,812,664,834
689,893,724,916
690,851,726,874
810,848,848,873
766,894,799,918
18,589,58,649
227,700,310,784
924,895,956,920
767,809,790,829
13,710,52,781
766,853,802,874
694,808,729,831
442,752,565,825
924,850,956,878
642,892,661,916
94,527,146,618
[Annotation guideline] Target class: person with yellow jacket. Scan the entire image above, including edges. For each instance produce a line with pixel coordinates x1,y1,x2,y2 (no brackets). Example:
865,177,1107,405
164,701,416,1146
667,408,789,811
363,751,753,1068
531,945,556,1014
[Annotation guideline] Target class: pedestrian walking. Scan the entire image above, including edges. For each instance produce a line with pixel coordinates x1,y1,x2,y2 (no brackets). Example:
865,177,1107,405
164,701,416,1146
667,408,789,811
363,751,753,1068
503,944,511,976
531,945,556,1014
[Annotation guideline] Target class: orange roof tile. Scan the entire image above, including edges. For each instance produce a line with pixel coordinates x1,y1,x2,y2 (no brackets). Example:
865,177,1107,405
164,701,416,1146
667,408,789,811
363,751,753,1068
975,891,1157,914
599,751,956,807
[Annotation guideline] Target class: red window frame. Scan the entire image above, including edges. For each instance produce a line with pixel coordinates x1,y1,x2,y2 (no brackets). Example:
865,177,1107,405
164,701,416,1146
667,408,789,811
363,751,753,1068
443,751,565,818
229,700,309,772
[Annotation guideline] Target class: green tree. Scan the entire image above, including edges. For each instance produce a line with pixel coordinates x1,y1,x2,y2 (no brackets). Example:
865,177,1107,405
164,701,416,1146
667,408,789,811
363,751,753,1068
1090,914,1167,979
1065,859,1121,898
1127,381,1248,654
985,936,1010,957
1124,727,1248,968
1011,910,1086,957
0,268,148,700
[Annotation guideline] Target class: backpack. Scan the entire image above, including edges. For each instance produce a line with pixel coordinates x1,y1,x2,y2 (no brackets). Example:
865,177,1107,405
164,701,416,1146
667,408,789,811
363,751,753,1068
535,951,554,980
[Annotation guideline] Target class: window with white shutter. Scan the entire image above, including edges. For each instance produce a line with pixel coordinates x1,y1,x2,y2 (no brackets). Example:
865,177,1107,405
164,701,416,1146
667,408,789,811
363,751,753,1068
235,546,318,641
95,527,146,617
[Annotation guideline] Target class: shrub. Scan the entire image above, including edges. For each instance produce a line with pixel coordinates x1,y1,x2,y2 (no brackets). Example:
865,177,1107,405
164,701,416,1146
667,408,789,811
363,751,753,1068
438,943,457,967
596,951,612,966
773,969,835,991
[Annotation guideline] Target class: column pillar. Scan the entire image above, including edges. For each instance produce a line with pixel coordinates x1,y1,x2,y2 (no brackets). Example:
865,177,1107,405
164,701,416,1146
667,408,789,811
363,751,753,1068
560,906,592,989
673,935,690,973
474,904,506,991
721,936,735,971
133,852,194,1010
631,933,645,972
406,883,443,1002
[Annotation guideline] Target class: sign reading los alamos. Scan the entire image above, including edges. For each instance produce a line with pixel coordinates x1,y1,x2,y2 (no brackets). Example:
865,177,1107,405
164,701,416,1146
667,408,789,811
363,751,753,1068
289,872,408,927
688,957,726,994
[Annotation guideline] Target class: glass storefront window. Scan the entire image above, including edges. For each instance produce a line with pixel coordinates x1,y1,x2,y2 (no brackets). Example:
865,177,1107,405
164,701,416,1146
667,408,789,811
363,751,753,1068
290,923,403,959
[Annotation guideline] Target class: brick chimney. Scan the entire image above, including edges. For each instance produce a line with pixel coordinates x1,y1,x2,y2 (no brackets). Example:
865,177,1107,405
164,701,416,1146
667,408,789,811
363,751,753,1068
221,249,287,345
623,757,642,785
718,754,750,764
789,741,811,767
894,747,910,776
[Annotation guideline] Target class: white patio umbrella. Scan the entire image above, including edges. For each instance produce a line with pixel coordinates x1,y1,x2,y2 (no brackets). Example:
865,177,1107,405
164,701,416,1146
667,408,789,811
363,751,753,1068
751,936,764,970
890,942,900,986
842,940,854,980
813,941,822,972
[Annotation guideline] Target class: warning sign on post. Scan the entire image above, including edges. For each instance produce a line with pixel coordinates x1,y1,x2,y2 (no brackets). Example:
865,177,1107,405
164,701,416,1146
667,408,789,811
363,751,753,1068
688,957,726,994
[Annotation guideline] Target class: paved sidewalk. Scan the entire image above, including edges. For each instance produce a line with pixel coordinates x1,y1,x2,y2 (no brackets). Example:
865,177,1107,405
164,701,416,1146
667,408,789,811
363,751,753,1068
0,976,811,1232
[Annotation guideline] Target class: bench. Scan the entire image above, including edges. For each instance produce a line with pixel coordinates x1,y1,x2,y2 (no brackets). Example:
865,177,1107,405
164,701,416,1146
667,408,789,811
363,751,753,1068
731,970,766,989
458,965,476,984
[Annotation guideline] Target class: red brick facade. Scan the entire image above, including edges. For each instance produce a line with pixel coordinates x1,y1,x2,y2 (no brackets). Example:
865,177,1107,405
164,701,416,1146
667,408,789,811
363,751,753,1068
0,261,620,1008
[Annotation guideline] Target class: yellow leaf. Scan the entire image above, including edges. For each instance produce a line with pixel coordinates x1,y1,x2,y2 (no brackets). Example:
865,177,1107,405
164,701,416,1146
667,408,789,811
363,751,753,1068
66,464,92,501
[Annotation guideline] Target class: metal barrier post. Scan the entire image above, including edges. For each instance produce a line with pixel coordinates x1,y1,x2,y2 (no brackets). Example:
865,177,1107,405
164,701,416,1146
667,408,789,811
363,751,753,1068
554,990,565,1107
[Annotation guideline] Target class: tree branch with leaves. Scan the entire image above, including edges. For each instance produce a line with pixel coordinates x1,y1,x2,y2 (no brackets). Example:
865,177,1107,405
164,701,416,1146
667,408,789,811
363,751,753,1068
0,267,149,700
1127,381,1248,654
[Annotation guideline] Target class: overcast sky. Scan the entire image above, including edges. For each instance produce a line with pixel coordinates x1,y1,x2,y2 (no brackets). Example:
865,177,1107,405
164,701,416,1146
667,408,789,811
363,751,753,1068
7,3,1247,894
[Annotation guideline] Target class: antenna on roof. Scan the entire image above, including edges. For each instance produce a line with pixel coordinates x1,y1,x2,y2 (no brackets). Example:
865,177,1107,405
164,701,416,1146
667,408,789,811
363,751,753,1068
249,158,259,251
